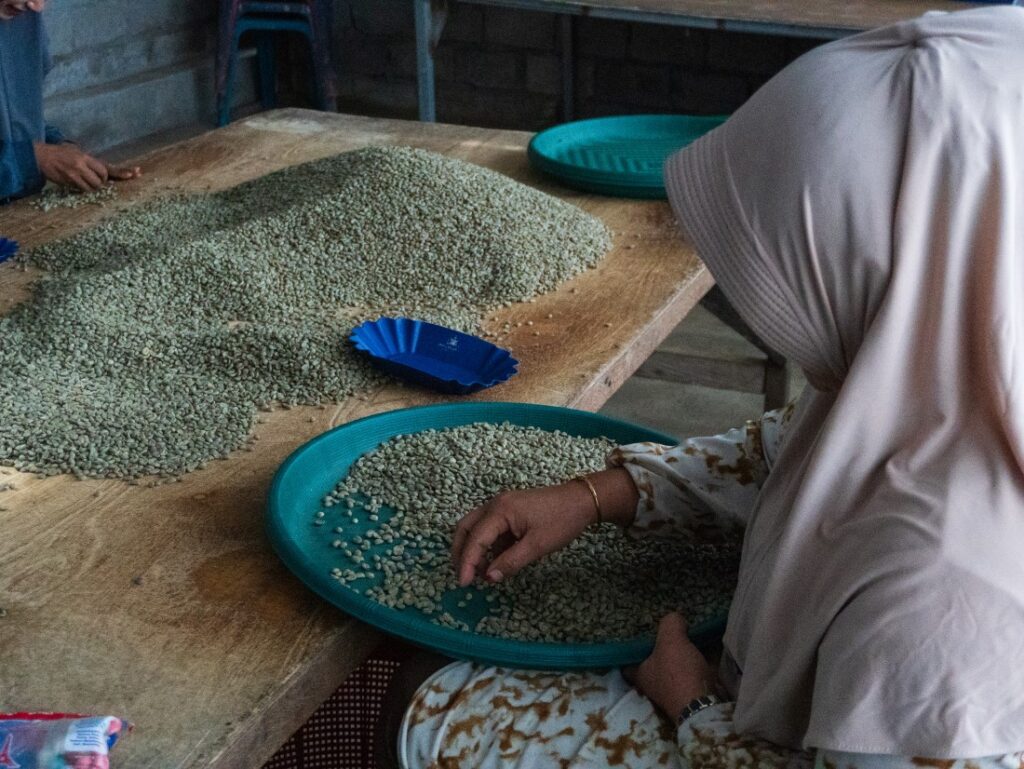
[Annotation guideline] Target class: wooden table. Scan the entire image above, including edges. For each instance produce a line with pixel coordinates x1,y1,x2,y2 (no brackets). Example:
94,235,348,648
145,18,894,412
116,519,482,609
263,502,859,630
414,0,984,121
0,109,711,769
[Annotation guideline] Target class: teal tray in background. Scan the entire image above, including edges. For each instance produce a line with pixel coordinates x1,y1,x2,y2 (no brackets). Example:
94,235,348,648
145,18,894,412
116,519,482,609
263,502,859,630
267,402,730,670
528,114,728,199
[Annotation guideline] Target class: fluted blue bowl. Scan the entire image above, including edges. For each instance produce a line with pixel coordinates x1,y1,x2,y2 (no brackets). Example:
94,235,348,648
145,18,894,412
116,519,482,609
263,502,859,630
350,317,518,395
0,237,19,264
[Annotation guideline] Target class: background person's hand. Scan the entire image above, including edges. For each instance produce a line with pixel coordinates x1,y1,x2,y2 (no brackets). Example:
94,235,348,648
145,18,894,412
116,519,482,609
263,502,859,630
451,467,641,586
34,142,141,192
625,613,717,722
0,0,46,20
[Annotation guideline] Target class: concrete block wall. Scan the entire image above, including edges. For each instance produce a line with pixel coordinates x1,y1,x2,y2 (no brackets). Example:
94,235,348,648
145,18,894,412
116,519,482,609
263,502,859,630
41,0,256,153
331,0,823,130
33,1,823,153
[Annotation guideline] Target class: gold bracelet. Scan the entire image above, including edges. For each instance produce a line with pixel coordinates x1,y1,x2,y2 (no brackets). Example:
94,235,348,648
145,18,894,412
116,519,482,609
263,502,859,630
574,474,603,525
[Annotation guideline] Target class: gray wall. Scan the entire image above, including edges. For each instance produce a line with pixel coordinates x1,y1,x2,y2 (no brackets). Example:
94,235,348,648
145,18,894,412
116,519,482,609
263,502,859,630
331,0,822,130
37,0,819,153
41,0,255,153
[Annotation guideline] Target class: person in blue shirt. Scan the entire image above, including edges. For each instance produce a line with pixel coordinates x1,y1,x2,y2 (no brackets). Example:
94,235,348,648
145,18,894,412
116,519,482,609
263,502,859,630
0,0,140,203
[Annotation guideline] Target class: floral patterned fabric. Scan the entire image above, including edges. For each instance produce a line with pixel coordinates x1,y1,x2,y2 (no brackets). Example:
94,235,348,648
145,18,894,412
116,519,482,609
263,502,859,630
398,409,1021,769
607,404,794,541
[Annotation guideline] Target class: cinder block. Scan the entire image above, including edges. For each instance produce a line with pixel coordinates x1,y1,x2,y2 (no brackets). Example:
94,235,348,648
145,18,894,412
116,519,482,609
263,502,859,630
388,40,418,77
391,40,457,81
525,53,562,96
338,74,419,117
45,24,215,97
456,48,522,90
445,4,484,43
576,59,596,99
578,100,650,118
590,60,671,108
45,0,212,57
349,0,412,37
705,30,789,75
45,54,257,152
436,81,557,129
332,2,353,33
577,17,629,59
340,30,390,77
671,71,749,114
630,24,704,68
484,6,556,49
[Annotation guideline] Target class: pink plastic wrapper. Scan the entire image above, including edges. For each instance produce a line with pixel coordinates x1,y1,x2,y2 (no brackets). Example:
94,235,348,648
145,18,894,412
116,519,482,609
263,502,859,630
0,713,131,769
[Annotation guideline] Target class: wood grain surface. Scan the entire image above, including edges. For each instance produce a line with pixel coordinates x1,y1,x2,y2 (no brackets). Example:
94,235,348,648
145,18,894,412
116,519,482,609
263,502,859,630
463,0,982,32
0,109,710,769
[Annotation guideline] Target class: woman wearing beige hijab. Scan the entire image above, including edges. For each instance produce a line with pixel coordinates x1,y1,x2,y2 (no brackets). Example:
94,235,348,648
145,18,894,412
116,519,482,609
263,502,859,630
385,6,1024,768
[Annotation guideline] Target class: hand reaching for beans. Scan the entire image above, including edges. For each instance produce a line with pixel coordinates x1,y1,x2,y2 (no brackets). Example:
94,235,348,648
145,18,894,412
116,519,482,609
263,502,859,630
34,142,141,192
451,467,641,586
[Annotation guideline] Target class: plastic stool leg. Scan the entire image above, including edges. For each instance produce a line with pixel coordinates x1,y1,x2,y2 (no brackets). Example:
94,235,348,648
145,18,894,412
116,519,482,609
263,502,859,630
257,31,278,109
295,18,330,112
216,0,241,115
309,0,337,110
218,28,242,126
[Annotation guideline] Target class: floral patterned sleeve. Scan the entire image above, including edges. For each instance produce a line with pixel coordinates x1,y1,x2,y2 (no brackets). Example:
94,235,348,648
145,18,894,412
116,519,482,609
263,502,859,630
679,704,1023,769
680,702,813,769
606,404,795,539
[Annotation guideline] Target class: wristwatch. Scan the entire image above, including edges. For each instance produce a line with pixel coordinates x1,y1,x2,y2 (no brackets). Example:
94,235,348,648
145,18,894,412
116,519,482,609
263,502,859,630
677,693,723,726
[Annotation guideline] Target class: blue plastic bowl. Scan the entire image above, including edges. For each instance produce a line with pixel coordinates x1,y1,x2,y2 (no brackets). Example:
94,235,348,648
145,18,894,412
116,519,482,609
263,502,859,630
0,237,19,264
350,317,518,395
267,402,731,670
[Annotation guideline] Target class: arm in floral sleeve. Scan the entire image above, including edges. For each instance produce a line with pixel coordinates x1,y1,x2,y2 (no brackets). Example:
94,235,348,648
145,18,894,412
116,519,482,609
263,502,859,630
679,701,814,769
813,752,1024,769
679,705,1022,769
607,404,795,539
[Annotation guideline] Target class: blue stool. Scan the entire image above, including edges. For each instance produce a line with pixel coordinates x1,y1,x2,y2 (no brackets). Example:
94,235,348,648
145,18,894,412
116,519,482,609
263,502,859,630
216,0,337,126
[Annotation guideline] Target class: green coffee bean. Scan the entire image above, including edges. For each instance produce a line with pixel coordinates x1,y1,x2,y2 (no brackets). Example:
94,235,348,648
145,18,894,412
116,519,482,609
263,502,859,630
323,423,740,643
2,147,610,479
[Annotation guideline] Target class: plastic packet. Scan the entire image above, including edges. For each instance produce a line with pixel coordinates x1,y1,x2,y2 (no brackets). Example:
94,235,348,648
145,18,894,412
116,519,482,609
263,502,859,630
0,713,131,769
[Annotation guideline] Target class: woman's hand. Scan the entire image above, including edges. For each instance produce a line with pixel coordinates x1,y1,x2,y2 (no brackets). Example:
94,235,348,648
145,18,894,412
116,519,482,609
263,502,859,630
627,613,717,722
34,142,141,192
451,467,640,587
451,482,595,587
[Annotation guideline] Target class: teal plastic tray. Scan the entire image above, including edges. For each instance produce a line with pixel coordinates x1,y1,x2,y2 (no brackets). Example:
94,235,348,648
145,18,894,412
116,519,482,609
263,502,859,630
267,402,729,670
528,114,727,199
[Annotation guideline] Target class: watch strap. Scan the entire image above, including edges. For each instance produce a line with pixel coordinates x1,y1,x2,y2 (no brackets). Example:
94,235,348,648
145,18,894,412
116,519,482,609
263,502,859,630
677,693,723,726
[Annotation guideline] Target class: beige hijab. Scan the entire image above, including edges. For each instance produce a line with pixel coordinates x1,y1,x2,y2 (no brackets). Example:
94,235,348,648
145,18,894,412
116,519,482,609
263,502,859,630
665,6,1024,758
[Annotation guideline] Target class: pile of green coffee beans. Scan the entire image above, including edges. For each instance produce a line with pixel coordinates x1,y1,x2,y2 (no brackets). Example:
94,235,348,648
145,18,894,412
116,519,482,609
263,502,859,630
32,184,117,211
321,423,739,643
0,147,610,479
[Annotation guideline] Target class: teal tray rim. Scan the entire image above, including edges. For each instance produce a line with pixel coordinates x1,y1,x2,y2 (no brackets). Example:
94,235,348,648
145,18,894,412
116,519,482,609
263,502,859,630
528,113,728,199
267,401,729,670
